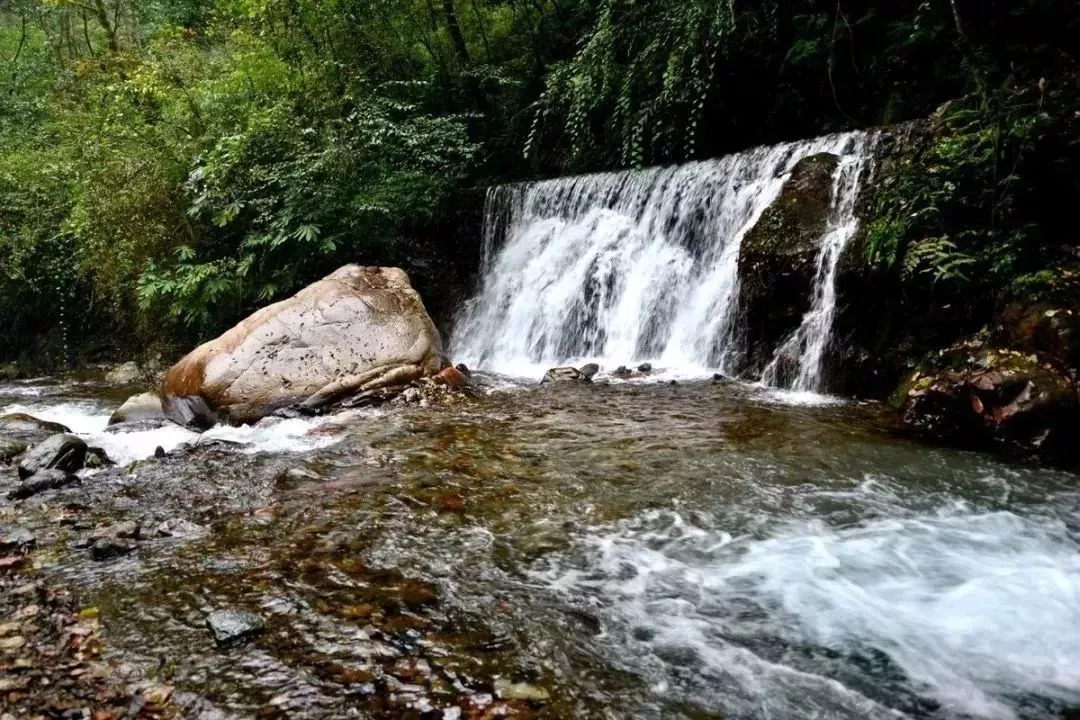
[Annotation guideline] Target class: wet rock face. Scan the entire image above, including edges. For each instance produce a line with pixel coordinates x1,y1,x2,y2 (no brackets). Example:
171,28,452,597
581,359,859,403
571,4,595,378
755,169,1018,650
895,341,1080,465
162,265,444,427
17,434,88,480
0,413,71,441
738,153,839,375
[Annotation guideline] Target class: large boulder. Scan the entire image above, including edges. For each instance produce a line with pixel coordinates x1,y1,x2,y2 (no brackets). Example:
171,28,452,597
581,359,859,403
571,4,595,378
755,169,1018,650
738,153,839,375
162,266,444,427
18,433,88,479
109,392,167,427
893,340,1080,465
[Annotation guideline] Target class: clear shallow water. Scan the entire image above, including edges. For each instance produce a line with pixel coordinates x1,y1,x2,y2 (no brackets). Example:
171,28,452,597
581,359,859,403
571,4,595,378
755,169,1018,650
3,378,1080,718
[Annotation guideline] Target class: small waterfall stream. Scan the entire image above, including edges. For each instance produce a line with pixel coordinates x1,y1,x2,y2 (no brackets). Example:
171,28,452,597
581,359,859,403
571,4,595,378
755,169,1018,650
453,131,880,391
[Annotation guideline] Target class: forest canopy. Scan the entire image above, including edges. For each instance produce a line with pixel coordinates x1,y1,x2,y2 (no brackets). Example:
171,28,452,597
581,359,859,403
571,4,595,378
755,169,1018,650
0,0,1076,366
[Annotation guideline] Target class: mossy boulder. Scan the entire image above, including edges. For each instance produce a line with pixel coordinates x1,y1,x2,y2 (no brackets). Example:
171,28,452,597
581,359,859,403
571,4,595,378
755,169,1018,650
894,338,1080,465
737,152,839,375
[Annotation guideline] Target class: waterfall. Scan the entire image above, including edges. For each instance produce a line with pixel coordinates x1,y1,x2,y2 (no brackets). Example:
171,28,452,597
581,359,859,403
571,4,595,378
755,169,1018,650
761,133,880,392
452,131,879,387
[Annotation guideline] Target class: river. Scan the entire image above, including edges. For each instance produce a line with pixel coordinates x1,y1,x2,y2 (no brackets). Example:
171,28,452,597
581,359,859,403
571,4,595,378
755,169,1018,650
3,374,1079,719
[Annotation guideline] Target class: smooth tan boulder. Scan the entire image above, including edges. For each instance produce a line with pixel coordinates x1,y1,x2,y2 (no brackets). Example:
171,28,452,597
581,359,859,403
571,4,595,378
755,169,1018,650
162,266,443,427
108,392,166,426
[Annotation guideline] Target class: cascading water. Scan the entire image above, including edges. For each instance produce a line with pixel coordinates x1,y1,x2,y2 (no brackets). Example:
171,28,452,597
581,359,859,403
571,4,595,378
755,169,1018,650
760,133,880,392
452,131,880,387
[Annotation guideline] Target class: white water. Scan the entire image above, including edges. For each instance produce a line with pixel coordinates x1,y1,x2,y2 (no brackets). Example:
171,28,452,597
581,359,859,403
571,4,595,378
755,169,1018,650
534,507,1080,719
453,132,878,389
761,134,880,392
1,386,352,466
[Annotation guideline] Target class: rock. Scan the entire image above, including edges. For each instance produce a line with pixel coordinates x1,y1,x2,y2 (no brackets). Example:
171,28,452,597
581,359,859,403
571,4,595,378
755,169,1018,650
579,363,600,380
206,609,264,647
637,363,653,374
17,434,88,480
84,447,111,469
105,361,142,385
0,526,35,552
8,469,80,500
738,152,840,375
112,521,141,540
493,678,550,702
108,392,166,427
612,366,632,379
155,518,207,539
162,266,442,427
104,419,174,435
455,363,472,377
0,413,71,437
0,438,28,463
438,366,469,388
997,304,1080,371
542,367,589,384
91,538,137,561
895,341,1080,465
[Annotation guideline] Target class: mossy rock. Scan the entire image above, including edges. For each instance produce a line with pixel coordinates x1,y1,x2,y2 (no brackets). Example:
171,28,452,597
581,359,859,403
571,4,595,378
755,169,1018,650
737,152,839,374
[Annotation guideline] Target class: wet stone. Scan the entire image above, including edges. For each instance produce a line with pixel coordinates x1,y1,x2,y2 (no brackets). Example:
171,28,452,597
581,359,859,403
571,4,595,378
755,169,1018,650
0,438,28,463
8,469,79,500
0,526,35,552
493,678,550,702
91,537,137,561
18,433,88,480
206,609,265,647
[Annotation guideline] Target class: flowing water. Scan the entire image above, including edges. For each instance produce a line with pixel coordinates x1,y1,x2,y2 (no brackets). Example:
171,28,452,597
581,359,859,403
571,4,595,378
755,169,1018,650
3,376,1080,719
452,132,879,389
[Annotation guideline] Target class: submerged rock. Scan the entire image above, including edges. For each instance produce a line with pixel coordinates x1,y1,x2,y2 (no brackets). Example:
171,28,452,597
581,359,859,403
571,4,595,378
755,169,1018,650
9,469,80,500
17,434,88,480
108,392,167,427
162,265,443,427
895,341,1080,465
206,609,265,647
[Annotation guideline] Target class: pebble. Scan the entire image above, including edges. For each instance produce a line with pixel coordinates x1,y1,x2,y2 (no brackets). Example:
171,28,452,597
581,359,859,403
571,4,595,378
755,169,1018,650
206,609,265,647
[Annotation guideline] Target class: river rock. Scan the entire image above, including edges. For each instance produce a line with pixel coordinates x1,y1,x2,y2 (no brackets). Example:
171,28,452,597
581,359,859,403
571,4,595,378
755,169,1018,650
8,469,80,500
738,152,839,375
206,609,265,646
105,361,142,385
0,413,71,437
0,525,36,552
108,392,167,427
0,438,28,463
162,265,443,427
542,367,591,384
894,341,1080,465
17,434,88,480
91,537,137,561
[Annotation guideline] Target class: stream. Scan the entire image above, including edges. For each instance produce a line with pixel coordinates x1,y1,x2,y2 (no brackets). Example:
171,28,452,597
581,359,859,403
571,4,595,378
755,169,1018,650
3,374,1079,719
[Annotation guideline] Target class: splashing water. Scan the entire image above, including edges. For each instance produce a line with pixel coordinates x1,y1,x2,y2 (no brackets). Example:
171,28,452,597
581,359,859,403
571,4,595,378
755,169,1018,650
534,507,1080,720
453,132,879,386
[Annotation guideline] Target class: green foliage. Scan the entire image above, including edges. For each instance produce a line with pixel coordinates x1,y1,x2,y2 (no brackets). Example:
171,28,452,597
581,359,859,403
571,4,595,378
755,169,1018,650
532,0,734,167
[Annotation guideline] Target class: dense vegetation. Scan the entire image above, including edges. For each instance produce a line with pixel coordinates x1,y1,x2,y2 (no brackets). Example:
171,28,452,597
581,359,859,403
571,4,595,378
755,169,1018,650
0,0,1076,369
